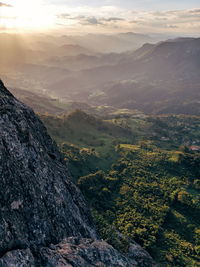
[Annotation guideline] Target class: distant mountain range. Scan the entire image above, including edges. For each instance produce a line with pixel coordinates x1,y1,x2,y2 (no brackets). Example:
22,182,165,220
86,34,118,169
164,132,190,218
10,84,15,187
0,32,159,93
1,34,200,115
91,37,200,114
68,32,154,53
0,32,155,65
51,37,200,115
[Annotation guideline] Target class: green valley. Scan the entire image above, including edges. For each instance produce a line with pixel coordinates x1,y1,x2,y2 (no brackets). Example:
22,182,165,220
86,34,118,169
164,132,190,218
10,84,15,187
40,109,200,267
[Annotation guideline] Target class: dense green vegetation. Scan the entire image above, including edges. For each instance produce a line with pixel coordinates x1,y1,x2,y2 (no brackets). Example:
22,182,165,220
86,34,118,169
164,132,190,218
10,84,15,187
79,147,200,266
40,110,200,266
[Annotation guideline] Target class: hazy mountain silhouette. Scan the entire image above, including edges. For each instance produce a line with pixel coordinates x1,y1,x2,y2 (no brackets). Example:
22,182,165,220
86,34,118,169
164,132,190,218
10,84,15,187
52,37,200,115
1,33,199,115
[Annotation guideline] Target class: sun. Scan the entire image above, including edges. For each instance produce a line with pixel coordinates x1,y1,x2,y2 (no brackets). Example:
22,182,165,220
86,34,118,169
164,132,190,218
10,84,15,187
0,0,56,31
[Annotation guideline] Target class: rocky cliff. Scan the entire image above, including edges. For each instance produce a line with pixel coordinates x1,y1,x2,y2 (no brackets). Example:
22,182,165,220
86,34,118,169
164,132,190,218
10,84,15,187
0,80,157,266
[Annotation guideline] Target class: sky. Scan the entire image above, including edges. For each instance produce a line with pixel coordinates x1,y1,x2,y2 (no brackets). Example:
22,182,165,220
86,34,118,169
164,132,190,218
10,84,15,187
0,0,200,35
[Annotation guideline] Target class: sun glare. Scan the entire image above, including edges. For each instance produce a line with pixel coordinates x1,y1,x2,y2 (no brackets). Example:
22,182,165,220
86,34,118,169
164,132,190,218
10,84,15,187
0,0,55,31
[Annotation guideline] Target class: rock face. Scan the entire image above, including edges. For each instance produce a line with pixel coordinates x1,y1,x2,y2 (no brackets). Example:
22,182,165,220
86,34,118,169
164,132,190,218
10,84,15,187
0,80,96,258
0,80,157,266
0,249,35,267
39,238,138,267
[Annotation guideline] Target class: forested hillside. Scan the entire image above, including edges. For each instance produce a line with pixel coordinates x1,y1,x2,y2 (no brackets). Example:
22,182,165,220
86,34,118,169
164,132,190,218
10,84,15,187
40,110,200,267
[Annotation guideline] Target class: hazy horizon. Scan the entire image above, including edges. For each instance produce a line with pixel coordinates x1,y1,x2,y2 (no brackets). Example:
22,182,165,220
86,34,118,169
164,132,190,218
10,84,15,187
1,0,200,117
0,0,200,35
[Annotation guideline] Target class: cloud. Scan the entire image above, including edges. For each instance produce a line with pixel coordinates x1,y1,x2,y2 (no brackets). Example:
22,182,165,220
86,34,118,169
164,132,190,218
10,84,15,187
0,2,12,7
83,16,103,25
189,9,200,14
166,24,179,29
55,6,200,34
102,17,124,22
57,10,125,26
57,13,71,19
129,8,200,32
64,15,86,20
81,16,125,25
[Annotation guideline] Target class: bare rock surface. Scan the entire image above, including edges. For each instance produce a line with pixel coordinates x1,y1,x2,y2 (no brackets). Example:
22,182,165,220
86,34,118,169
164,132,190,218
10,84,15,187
0,249,35,267
0,80,96,254
128,241,157,267
39,237,138,267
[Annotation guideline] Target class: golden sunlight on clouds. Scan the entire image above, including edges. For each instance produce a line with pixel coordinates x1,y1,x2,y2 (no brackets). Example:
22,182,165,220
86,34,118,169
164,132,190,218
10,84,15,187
0,0,200,34
0,0,55,31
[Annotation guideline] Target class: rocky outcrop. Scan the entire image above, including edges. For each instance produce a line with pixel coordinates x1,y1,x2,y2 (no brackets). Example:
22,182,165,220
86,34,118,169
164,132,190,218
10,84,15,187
0,249,35,267
0,80,96,254
0,80,157,266
128,241,157,267
39,237,138,267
